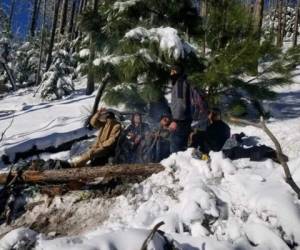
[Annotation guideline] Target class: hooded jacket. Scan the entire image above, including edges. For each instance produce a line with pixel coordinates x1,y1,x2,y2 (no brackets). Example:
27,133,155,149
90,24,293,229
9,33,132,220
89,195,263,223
89,112,122,157
170,75,192,121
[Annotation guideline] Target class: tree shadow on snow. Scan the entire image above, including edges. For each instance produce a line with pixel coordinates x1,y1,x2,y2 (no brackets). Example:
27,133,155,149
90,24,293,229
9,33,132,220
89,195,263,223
265,90,300,119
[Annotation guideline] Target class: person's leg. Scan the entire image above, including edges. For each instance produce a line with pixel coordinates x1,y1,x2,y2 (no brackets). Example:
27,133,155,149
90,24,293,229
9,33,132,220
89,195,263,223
170,120,191,153
70,152,91,168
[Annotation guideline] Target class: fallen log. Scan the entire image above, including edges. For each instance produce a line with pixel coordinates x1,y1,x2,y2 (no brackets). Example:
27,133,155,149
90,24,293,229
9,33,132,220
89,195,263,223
0,163,164,185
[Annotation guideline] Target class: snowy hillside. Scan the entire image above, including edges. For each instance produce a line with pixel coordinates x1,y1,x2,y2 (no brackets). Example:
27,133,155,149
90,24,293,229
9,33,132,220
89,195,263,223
0,77,300,249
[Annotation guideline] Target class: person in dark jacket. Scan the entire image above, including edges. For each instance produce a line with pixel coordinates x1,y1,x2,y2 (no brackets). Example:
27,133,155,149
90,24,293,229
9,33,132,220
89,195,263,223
205,108,231,152
124,113,150,163
190,108,230,154
169,65,192,153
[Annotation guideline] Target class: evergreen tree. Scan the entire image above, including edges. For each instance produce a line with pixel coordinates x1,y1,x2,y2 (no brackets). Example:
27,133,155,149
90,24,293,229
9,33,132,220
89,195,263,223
80,0,203,110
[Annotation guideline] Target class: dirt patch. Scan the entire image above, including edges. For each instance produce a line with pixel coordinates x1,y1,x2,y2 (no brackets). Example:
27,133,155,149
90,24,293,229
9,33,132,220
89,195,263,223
0,176,145,237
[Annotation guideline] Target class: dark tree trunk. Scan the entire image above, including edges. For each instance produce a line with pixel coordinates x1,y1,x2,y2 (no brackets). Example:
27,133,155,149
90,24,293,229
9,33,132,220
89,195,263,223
60,0,69,34
277,0,283,47
30,0,39,37
281,0,287,44
68,0,76,36
253,0,264,39
293,0,300,47
1,62,16,90
46,0,61,71
86,0,99,95
8,0,16,31
201,0,208,55
36,0,47,86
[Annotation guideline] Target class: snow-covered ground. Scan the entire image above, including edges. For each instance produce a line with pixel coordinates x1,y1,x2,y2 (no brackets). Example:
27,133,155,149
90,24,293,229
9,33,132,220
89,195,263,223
0,77,300,249
0,87,95,167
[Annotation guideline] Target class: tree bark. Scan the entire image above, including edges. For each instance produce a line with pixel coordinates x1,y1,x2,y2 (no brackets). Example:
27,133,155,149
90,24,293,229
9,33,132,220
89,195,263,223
293,0,300,47
86,0,99,95
0,164,164,185
30,0,39,37
253,0,264,39
59,0,69,35
277,0,283,47
281,0,287,44
201,0,208,55
8,0,16,31
46,0,61,71
1,62,16,90
68,0,76,36
35,0,47,86
230,116,300,199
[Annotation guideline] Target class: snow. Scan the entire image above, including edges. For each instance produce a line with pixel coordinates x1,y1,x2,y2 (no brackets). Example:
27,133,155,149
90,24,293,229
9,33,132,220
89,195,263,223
1,71,300,249
0,87,95,166
113,0,140,13
79,49,90,58
125,27,193,60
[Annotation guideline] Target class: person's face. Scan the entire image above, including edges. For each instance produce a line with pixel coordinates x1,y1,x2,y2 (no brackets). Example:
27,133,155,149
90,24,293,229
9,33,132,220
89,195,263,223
208,112,220,123
99,114,107,122
133,114,141,125
161,117,171,127
170,69,177,76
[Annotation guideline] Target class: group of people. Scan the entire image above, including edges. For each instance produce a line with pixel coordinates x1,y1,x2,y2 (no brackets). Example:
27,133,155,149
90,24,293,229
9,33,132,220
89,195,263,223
70,65,232,168
70,64,284,168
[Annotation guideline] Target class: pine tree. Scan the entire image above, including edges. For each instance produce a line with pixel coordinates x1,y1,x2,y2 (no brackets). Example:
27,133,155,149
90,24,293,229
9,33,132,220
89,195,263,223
80,0,203,110
293,0,300,47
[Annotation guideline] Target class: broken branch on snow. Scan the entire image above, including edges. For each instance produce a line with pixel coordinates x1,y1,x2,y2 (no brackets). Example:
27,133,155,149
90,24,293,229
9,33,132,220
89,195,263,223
230,116,300,199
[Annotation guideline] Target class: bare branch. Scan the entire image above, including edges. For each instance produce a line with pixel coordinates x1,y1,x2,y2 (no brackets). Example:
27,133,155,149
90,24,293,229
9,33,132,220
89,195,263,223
140,221,165,250
0,116,14,142
230,116,300,199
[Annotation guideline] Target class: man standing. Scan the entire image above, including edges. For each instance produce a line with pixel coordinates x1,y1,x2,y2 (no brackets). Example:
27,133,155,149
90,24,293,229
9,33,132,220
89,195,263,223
169,65,192,153
70,109,121,167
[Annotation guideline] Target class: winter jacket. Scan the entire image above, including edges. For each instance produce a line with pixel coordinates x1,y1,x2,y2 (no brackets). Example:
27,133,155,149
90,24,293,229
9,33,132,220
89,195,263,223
90,113,122,157
170,75,192,121
206,120,231,152
125,123,150,140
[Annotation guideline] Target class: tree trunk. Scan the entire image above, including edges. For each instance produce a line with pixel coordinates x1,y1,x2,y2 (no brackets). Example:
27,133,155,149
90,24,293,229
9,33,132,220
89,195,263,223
201,0,208,55
0,164,164,185
281,0,287,44
86,0,99,95
35,0,47,86
46,0,60,71
277,0,283,47
8,0,16,31
79,0,84,13
85,73,111,127
1,62,16,90
293,0,300,47
253,0,264,39
59,0,69,35
30,0,39,37
68,0,76,37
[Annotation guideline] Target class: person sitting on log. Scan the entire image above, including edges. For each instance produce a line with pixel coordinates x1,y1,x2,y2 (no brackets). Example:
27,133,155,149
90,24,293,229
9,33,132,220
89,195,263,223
124,112,150,163
70,108,121,167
